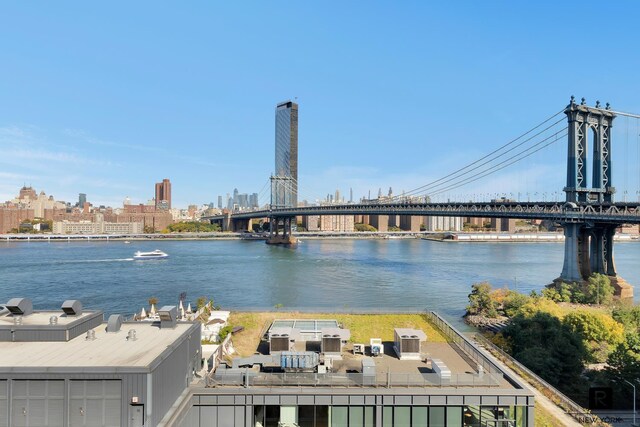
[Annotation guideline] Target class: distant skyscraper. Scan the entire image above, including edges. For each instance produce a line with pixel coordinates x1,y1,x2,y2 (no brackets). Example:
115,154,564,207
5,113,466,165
233,188,239,206
78,193,86,207
249,193,258,208
350,188,353,203
155,178,171,209
274,100,298,207
217,195,223,209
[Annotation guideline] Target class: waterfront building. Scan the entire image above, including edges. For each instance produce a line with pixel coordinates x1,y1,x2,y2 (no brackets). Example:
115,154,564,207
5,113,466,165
170,314,534,427
320,214,355,232
0,298,535,426
424,216,463,232
0,206,35,234
52,220,144,234
491,218,518,233
274,100,299,208
155,179,172,210
0,298,200,427
301,215,320,231
120,204,174,231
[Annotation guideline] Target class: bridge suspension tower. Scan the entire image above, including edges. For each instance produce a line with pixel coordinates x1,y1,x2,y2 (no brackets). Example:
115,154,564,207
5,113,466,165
559,96,632,297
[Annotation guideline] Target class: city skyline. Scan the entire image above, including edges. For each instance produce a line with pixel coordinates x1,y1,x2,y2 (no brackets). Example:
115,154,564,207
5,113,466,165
1,3,639,208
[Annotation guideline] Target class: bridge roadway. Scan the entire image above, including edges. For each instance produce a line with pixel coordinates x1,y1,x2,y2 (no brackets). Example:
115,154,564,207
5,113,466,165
204,201,640,225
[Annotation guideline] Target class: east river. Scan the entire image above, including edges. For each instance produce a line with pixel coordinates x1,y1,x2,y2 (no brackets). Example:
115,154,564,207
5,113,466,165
2,239,639,327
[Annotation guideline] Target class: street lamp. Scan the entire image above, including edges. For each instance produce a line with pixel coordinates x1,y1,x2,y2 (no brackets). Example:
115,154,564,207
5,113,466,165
624,379,636,426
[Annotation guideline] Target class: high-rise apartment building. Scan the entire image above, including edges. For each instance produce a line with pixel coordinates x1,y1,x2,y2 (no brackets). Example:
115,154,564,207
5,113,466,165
155,178,172,209
274,100,298,207
78,193,86,208
217,195,223,209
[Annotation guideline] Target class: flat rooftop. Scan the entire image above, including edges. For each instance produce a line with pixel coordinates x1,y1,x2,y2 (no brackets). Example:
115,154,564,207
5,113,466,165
0,320,198,371
0,311,96,327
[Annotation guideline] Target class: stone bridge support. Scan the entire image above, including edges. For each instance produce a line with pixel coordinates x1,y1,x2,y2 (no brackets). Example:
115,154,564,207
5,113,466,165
399,215,421,232
369,215,389,232
559,222,632,298
231,218,253,232
266,216,297,245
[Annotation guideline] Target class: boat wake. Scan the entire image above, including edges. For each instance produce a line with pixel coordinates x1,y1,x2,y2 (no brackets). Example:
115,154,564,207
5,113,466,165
55,258,135,264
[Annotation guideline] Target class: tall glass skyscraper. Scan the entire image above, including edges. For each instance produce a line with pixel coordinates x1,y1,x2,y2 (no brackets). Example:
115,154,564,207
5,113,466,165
273,101,298,208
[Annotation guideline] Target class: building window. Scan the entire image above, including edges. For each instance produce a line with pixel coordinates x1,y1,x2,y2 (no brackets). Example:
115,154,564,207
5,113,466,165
254,405,373,427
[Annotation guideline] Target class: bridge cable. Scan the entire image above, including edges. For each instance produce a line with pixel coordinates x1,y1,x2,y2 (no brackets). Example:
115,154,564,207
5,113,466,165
428,130,567,197
404,122,567,197
388,110,566,200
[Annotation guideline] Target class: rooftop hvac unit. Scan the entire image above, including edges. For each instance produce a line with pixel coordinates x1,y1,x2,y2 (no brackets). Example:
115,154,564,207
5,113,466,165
393,328,426,360
269,334,291,353
5,298,33,316
61,300,82,316
321,334,341,354
370,338,384,357
400,335,420,353
158,306,177,329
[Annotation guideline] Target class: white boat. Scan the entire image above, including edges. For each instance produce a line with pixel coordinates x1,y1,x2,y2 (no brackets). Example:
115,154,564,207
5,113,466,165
133,250,168,260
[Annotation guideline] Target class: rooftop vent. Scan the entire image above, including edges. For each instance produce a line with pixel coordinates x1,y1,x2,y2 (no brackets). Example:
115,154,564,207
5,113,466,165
106,314,123,333
61,300,82,316
85,330,96,341
5,298,33,316
158,306,177,329
127,329,137,341
49,316,58,326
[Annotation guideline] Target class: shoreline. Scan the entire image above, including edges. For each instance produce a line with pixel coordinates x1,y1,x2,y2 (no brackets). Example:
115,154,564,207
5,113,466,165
1,230,638,243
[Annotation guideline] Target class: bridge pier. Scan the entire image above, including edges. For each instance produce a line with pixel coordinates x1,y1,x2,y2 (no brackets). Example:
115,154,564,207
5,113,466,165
369,215,389,232
399,215,421,232
559,222,632,298
266,216,297,245
231,218,253,232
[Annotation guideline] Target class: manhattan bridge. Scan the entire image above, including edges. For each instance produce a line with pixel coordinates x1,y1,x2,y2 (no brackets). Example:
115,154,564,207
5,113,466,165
206,97,640,296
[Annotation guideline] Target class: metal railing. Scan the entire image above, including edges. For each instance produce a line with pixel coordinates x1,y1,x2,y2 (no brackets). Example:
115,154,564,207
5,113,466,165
207,371,501,388
424,311,503,375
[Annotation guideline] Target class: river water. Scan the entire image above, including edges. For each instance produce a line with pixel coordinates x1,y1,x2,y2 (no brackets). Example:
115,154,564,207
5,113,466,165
1,239,639,326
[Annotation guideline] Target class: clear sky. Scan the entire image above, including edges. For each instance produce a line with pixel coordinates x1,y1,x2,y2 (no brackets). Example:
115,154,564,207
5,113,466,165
1,2,639,208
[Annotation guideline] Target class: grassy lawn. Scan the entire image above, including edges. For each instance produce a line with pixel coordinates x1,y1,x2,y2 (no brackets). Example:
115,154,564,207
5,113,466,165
228,312,448,357
534,405,572,427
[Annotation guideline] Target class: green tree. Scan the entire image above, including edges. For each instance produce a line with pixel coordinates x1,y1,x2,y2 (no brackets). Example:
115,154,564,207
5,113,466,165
143,225,156,234
502,312,587,389
606,331,640,380
502,291,530,318
585,273,614,305
466,282,498,318
354,223,377,232
563,310,625,363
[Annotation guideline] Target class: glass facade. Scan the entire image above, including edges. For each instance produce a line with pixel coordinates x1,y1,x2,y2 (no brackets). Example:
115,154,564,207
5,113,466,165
274,101,298,208
253,405,527,427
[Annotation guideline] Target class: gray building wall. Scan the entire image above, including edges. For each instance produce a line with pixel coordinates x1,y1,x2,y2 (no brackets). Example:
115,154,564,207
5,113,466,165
0,322,200,427
150,325,201,427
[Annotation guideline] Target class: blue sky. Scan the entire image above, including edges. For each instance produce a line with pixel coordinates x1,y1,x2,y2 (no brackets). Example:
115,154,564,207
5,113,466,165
1,2,639,208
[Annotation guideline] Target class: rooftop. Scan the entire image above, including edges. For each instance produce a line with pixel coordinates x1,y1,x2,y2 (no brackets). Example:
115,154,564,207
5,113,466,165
0,319,199,371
